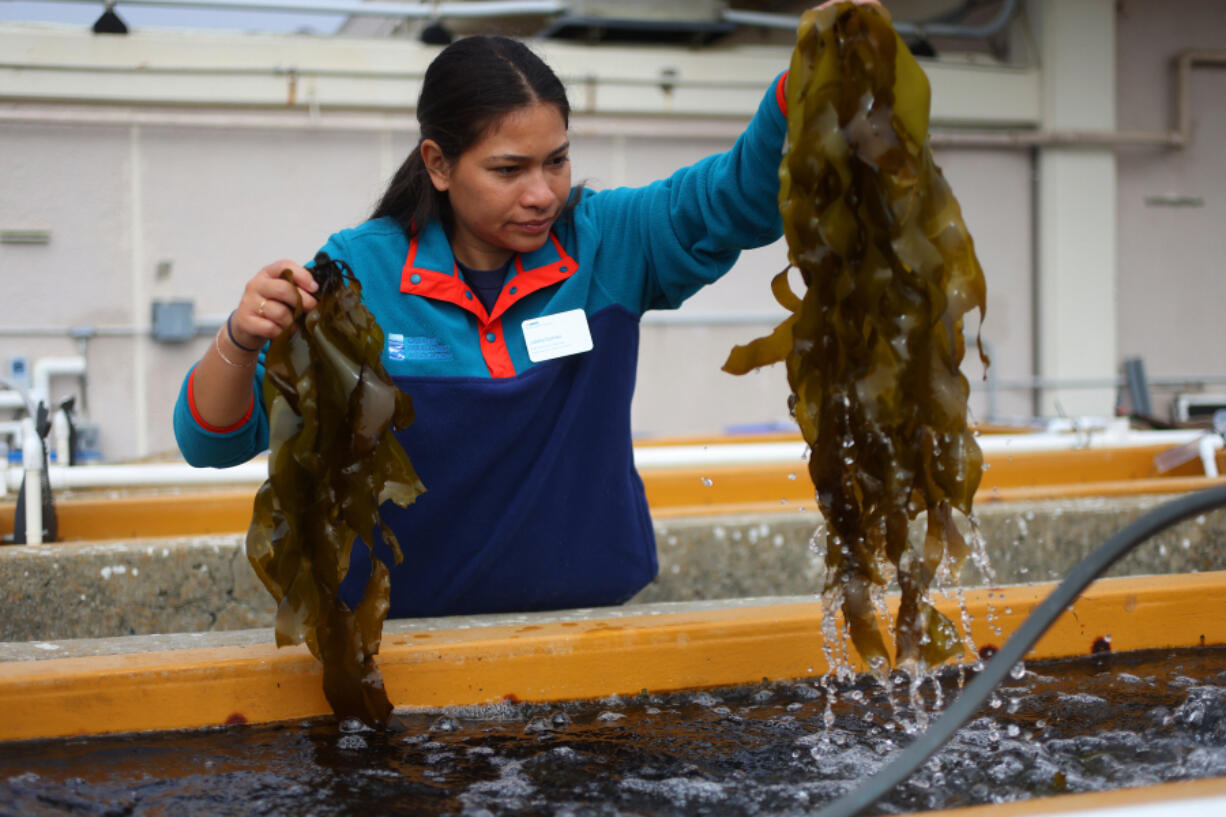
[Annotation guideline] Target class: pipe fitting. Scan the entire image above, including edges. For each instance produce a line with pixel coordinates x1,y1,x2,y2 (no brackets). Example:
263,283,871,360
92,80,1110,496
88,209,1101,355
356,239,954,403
20,416,43,546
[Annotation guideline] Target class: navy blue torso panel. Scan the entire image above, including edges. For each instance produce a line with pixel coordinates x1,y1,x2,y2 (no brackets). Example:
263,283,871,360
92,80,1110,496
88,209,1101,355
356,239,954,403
339,306,657,617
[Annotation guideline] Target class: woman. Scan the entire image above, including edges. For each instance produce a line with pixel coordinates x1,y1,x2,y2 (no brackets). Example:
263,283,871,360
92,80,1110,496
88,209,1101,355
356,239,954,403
174,5,874,619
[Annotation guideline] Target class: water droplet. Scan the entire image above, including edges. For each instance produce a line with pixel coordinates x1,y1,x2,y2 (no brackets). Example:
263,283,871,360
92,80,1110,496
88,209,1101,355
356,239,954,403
1010,661,1026,680
787,472,798,480
339,717,370,734
430,716,460,733
701,477,714,487
337,734,368,750
524,717,553,734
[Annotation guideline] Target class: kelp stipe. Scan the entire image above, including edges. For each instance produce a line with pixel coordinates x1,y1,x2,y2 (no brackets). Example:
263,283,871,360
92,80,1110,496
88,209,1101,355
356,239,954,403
724,3,989,673
246,251,426,727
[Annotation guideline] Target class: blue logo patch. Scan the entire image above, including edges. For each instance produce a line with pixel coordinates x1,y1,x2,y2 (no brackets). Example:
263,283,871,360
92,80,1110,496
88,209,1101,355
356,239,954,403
388,333,453,362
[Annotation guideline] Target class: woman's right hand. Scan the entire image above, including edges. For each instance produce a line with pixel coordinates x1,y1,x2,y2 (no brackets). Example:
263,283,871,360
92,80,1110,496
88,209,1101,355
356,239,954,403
229,260,321,349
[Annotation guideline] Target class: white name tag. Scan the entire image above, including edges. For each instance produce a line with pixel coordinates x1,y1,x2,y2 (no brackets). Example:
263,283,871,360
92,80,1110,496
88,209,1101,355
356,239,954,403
522,309,594,363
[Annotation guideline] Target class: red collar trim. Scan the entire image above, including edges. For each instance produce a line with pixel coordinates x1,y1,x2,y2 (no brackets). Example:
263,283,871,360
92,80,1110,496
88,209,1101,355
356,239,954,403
400,232,579,325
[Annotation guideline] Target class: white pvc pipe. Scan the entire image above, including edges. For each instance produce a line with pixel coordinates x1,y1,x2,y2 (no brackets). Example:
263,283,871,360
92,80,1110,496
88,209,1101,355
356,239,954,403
52,407,71,466
21,417,43,545
1199,435,1223,479
977,428,1207,454
2,460,269,492
0,429,1217,493
633,442,807,469
633,430,1213,470
31,356,86,414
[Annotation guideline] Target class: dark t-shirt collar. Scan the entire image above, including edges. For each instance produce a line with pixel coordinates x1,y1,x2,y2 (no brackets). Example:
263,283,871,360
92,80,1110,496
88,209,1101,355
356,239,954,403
455,256,512,314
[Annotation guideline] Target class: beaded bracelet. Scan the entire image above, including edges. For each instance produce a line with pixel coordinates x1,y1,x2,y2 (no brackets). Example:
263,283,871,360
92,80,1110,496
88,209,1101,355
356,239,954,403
226,311,261,352
215,329,257,369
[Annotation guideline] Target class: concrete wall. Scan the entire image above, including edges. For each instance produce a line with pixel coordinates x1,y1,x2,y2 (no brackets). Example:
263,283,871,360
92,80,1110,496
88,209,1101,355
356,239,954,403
5,495,1224,641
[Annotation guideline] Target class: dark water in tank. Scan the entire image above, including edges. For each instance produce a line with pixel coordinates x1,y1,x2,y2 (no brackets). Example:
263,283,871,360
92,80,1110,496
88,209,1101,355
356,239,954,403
2,648,1226,817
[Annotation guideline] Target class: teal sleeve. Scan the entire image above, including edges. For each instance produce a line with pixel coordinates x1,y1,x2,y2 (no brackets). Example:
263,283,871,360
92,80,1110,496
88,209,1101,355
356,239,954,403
585,73,788,313
172,360,270,468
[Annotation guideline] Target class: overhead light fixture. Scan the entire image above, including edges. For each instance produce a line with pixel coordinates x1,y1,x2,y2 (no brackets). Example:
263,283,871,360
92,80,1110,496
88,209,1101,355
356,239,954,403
92,2,128,35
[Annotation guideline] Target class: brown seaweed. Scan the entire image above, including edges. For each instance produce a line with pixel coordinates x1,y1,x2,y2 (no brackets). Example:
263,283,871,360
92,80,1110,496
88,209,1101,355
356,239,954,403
246,253,426,727
724,3,988,673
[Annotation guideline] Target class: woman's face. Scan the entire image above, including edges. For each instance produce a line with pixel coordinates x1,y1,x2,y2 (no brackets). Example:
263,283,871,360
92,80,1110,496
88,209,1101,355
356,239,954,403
424,102,571,270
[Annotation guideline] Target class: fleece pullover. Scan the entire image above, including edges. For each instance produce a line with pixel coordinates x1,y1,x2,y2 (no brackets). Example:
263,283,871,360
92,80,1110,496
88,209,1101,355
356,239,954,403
174,74,789,617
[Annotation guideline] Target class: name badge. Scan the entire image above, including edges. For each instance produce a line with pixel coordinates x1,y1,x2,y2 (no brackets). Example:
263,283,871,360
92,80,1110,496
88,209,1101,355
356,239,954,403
522,309,594,363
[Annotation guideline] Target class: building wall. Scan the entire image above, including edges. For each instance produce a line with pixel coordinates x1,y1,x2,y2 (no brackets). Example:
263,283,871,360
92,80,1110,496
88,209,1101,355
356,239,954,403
0,120,408,458
0,112,1036,456
2,0,1222,461
1115,0,1226,419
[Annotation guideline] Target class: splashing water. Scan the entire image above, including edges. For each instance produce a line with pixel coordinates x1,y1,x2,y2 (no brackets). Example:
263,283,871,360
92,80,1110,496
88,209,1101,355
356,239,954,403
3,649,1224,817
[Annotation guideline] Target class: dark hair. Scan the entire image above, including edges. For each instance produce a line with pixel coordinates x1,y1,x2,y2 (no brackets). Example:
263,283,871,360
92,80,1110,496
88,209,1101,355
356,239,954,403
371,36,572,236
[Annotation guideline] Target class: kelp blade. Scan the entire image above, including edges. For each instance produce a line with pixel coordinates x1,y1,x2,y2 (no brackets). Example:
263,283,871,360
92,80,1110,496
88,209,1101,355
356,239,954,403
724,3,988,673
247,260,425,727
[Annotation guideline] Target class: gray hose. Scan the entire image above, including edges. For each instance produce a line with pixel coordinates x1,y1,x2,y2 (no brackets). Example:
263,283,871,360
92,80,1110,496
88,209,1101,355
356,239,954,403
811,481,1226,817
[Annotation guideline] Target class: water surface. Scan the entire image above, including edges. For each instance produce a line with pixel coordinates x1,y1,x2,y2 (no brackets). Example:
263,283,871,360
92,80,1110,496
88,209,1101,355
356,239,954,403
3,648,1225,816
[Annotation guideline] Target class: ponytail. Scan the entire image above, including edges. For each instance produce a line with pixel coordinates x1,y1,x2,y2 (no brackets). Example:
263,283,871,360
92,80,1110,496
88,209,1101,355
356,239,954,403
371,144,451,236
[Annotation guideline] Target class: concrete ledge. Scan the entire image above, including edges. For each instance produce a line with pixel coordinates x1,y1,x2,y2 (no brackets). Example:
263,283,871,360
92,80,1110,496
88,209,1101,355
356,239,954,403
0,535,271,640
2,495,1225,642
639,494,1226,604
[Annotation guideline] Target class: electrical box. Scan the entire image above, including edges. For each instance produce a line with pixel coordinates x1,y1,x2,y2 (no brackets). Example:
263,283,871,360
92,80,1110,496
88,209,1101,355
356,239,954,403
6,357,30,390
74,422,103,463
151,300,196,343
